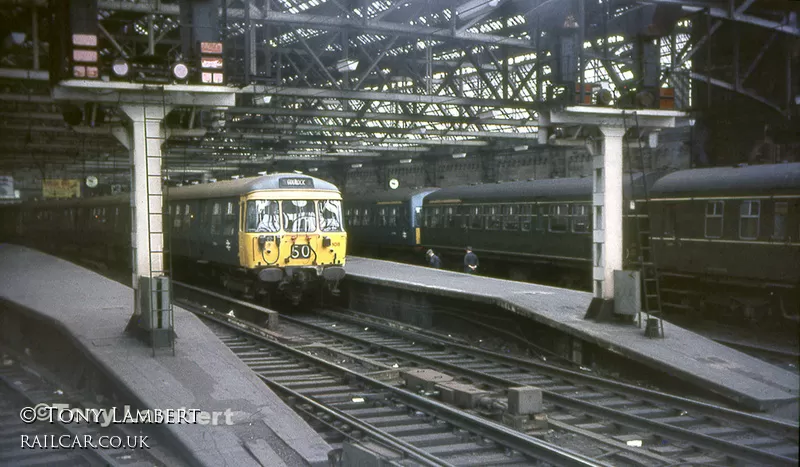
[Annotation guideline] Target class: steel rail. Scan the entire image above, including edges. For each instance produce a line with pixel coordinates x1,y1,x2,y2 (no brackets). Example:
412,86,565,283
179,298,609,467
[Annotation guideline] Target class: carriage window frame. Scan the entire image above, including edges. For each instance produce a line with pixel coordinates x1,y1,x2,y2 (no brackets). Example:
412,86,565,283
223,201,237,236
663,203,677,238
444,206,456,228
502,205,519,231
361,207,371,226
519,204,532,231
772,201,788,240
705,201,724,239
469,206,483,230
378,207,387,227
570,204,590,233
183,203,192,231
739,200,760,240
173,204,182,229
210,202,222,236
485,205,501,231
548,204,569,233
388,206,399,227
536,205,546,231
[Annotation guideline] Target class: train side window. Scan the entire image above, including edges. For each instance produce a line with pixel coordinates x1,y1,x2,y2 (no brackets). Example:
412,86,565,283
225,201,237,235
549,204,568,232
772,201,787,240
211,202,221,235
663,204,677,238
571,204,590,233
503,205,519,231
739,200,759,240
184,204,192,231
469,206,483,230
362,207,371,226
174,204,182,229
705,201,724,238
352,208,361,226
430,207,441,228
536,205,546,231
519,205,532,231
377,207,386,226
389,206,398,227
483,206,498,230
444,207,455,228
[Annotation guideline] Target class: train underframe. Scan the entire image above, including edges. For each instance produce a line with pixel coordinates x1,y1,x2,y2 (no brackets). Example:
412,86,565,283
659,273,800,330
173,257,344,307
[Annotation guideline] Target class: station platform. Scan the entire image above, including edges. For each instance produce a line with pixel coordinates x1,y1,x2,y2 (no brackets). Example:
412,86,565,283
344,257,799,412
0,244,331,467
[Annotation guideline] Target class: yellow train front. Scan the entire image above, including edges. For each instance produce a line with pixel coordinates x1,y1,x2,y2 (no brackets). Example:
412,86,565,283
168,173,347,305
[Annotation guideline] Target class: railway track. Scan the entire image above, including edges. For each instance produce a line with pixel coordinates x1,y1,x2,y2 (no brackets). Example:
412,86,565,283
286,309,798,466
196,313,608,467
173,283,798,466
0,353,170,467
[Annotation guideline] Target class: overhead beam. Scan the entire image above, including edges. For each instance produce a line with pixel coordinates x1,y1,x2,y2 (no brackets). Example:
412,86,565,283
244,85,541,109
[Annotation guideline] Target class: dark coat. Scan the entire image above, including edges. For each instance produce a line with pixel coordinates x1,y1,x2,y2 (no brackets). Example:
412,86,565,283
429,254,442,269
463,251,479,273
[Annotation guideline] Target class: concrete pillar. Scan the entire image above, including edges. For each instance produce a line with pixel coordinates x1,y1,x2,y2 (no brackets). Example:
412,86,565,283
592,126,625,298
537,112,550,145
119,104,172,317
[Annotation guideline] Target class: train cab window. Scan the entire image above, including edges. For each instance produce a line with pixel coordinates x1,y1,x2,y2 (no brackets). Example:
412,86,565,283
519,205,532,231
739,200,759,240
503,205,519,231
283,200,317,232
319,200,343,232
174,204,182,229
705,201,724,238
772,202,788,240
571,204,590,233
663,204,677,238
469,206,483,230
548,204,568,233
388,206,399,227
247,200,280,233
211,202,222,235
486,206,501,230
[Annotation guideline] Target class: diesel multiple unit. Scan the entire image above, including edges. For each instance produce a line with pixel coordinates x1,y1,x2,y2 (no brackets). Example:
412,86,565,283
1,173,347,305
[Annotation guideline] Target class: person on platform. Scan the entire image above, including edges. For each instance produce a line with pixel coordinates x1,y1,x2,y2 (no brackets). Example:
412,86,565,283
426,249,442,269
463,246,479,274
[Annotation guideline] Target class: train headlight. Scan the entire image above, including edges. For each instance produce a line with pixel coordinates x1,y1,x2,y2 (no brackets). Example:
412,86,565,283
172,62,189,80
112,59,129,77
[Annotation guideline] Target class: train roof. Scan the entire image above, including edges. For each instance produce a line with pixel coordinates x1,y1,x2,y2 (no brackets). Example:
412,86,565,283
168,173,341,201
423,173,660,204
345,187,439,204
649,163,800,198
424,178,593,203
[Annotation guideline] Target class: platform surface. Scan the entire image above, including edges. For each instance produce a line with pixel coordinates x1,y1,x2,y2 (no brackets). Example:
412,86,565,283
0,244,331,467
345,257,799,411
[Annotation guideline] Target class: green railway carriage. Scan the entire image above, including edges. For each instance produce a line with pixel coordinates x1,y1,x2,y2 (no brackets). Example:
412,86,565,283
0,173,347,305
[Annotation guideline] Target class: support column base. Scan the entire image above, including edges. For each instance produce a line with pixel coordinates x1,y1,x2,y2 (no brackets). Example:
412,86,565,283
584,298,637,324
124,313,176,348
